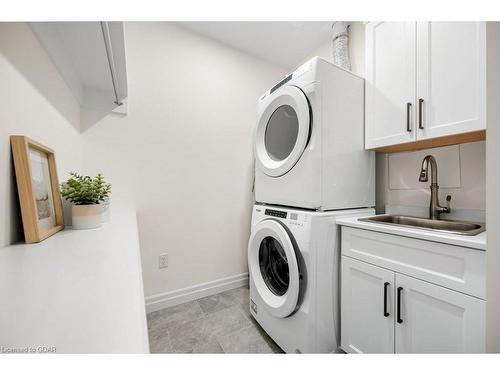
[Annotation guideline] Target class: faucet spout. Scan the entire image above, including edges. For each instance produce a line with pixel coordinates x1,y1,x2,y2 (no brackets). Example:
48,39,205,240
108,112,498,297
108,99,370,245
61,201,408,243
419,155,438,183
418,155,451,220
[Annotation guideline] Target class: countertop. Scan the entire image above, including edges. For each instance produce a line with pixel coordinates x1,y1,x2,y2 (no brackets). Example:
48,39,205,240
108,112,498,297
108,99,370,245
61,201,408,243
336,214,486,251
0,212,149,353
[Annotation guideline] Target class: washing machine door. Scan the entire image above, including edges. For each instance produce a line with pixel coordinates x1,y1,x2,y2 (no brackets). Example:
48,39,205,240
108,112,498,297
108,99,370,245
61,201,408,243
255,86,310,177
248,219,301,318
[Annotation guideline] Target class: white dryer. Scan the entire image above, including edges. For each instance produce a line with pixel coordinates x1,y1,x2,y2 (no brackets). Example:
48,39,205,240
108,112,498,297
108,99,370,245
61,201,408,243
248,204,374,353
254,57,375,211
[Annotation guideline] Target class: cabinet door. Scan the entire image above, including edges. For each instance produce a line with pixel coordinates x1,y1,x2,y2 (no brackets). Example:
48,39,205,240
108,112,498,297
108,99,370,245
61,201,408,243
416,22,486,139
395,273,485,353
365,22,417,149
341,256,395,353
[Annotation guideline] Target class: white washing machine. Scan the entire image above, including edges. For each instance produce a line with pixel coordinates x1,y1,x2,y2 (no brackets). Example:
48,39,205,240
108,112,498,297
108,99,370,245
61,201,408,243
248,204,374,353
254,56,375,211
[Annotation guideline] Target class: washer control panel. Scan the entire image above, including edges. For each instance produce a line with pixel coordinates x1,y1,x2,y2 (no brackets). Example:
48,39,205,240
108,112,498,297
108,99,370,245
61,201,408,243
289,212,305,228
264,209,287,219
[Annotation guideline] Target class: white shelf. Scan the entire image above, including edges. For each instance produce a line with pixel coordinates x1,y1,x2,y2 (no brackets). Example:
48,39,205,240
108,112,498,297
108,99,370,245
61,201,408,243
0,212,149,353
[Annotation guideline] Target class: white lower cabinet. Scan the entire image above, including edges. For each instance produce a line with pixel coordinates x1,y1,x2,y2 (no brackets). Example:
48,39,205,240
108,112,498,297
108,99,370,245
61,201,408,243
341,257,395,353
395,273,485,353
341,255,486,353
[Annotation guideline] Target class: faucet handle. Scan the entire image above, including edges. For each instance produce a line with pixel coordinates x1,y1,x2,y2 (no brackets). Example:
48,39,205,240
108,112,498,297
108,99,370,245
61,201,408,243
445,195,452,212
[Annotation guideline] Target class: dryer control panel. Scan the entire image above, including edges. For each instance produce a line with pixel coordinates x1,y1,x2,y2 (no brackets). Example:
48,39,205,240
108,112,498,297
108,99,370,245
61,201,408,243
270,74,292,94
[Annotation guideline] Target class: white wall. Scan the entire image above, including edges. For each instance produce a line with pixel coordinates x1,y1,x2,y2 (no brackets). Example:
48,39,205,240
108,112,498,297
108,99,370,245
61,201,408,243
377,142,486,216
486,21,500,353
80,23,286,297
0,23,82,246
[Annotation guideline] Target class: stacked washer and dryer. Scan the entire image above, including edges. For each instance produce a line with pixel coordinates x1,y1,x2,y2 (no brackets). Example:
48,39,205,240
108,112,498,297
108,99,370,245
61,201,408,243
248,57,375,353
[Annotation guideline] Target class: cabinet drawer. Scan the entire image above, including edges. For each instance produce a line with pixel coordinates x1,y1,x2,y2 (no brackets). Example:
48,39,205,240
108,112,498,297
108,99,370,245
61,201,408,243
341,227,485,299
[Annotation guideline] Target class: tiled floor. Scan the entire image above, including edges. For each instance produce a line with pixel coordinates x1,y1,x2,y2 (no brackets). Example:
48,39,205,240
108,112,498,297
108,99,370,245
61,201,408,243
147,286,284,353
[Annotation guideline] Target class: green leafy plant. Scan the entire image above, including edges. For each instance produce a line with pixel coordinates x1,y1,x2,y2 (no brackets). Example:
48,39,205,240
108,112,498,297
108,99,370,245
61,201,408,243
60,172,111,205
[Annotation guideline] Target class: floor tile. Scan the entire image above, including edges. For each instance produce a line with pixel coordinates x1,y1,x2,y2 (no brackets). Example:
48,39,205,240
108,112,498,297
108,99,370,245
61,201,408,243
149,330,173,353
168,306,252,353
197,293,235,314
147,300,205,332
197,286,250,314
176,340,224,353
202,305,253,337
221,286,249,306
218,325,276,354
146,286,282,354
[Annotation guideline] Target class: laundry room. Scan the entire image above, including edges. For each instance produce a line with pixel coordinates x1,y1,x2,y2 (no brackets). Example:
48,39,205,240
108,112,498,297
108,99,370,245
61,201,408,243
1,1,500,372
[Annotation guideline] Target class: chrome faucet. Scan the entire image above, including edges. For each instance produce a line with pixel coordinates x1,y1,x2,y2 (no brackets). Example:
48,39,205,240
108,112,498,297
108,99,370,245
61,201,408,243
418,155,451,220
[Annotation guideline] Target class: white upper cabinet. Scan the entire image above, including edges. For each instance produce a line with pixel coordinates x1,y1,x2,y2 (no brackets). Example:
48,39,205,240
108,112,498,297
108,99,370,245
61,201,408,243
365,22,416,148
365,22,486,150
416,22,486,139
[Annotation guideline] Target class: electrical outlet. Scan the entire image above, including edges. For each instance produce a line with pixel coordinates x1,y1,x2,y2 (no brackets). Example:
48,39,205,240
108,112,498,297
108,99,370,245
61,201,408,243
159,253,168,269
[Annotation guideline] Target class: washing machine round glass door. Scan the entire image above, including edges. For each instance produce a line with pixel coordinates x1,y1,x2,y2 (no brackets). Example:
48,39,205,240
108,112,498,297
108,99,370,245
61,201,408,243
248,219,301,318
255,86,311,177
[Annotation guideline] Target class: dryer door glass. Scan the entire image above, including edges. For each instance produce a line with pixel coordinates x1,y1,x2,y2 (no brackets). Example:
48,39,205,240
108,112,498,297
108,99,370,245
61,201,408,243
255,85,310,177
259,236,289,296
264,105,299,162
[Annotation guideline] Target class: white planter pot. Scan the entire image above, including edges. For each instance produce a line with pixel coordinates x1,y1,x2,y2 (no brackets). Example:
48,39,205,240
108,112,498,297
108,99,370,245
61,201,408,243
72,204,103,230
101,198,111,223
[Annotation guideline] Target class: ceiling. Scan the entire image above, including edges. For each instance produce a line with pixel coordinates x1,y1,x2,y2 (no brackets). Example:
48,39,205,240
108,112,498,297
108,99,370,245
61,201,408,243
180,22,334,69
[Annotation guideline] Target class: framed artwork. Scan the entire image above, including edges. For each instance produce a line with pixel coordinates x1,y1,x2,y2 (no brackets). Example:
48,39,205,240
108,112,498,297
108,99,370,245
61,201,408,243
10,136,64,243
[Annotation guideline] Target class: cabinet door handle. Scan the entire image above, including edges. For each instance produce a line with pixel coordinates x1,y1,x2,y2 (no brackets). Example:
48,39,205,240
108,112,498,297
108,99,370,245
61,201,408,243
418,98,424,129
397,287,403,324
406,103,412,132
383,282,390,317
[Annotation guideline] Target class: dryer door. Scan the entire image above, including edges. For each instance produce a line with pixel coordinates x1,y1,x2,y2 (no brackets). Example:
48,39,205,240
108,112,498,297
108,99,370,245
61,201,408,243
248,219,301,318
255,86,310,177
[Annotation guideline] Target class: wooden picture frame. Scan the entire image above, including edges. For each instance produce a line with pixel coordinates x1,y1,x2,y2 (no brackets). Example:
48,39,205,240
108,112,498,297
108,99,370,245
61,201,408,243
10,136,64,243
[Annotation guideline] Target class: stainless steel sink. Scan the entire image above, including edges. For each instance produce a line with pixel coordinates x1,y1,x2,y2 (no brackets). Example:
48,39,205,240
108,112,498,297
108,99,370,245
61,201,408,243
359,215,485,236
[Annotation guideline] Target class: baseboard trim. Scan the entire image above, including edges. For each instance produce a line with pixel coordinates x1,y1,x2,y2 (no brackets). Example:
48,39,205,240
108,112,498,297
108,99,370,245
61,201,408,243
145,273,249,313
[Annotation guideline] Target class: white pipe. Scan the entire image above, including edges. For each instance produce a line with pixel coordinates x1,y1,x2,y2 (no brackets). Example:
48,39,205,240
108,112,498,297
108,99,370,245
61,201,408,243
331,21,351,71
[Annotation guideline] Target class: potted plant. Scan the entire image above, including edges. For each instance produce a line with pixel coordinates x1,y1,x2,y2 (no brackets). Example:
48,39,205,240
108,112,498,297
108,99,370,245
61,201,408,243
60,172,112,230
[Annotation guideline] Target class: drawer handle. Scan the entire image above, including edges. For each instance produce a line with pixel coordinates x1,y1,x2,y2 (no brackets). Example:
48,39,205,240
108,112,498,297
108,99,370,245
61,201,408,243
406,103,412,132
397,287,403,324
383,282,390,317
418,98,424,129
